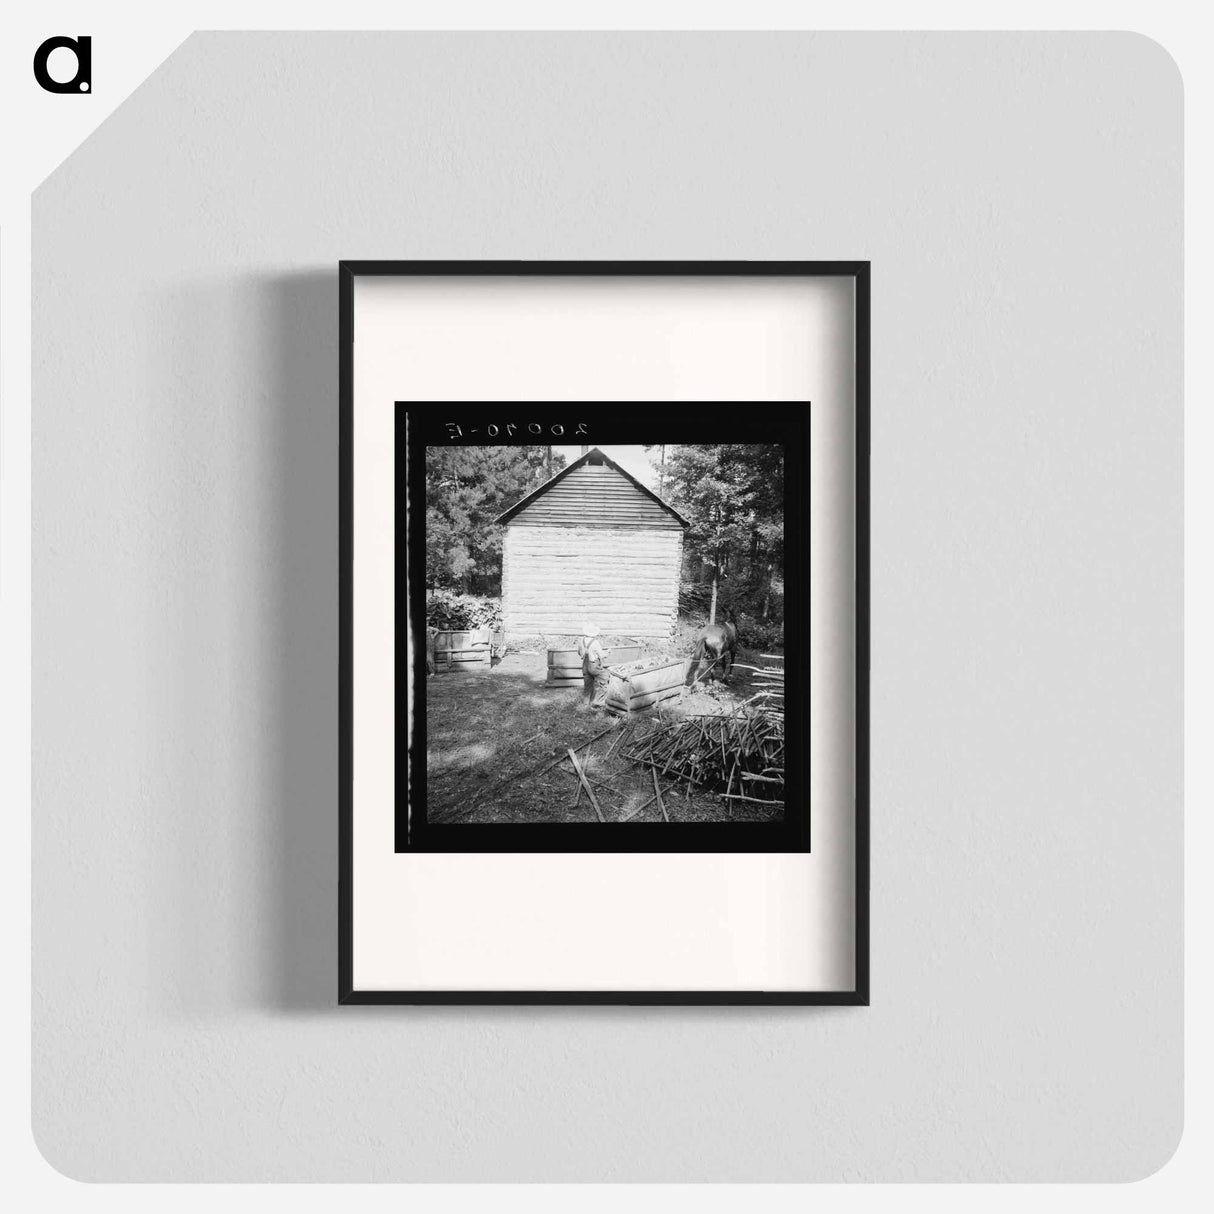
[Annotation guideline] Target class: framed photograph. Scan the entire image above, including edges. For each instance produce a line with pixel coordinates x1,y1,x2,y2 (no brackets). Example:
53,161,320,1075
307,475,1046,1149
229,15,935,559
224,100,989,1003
340,261,869,1004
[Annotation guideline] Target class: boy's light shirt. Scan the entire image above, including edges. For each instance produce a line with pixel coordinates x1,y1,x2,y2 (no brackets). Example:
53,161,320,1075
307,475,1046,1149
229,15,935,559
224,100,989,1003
577,636,606,665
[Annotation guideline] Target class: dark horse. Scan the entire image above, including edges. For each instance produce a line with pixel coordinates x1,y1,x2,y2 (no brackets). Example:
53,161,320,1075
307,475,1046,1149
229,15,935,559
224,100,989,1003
689,618,739,684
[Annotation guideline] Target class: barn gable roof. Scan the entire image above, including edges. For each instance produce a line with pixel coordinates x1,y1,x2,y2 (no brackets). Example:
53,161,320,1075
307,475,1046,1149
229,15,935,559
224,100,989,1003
494,448,689,529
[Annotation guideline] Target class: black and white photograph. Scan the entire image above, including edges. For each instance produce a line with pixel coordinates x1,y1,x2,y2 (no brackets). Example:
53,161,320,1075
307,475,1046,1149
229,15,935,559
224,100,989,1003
399,405,808,852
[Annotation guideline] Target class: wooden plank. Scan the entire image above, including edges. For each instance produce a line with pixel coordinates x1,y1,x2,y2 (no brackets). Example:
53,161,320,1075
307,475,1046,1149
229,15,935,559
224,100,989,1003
568,749,606,822
513,513,682,529
622,661,688,697
506,580,677,588
507,519,684,529
532,726,617,775
504,550,680,558
651,766,670,823
556,765,617,796
626,685,684,712
617,801,647,823
506,568,679,576
605,725,632,760
507,462,685,529
434,724,618,821
546,644,644,667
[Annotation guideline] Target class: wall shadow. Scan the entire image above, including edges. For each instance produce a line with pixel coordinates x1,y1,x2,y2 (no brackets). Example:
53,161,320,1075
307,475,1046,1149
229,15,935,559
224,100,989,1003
267,271,341,1011
255,272,849,1018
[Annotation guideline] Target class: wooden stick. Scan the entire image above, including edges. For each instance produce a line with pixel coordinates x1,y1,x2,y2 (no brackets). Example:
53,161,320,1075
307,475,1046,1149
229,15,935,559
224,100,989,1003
686,654,723,689
617,792,657,823
569,749,605,822
457,723,617,812
555,765,617,795
605,724,631,760
721,794,786,805
651,765,670,823
534,725,617,776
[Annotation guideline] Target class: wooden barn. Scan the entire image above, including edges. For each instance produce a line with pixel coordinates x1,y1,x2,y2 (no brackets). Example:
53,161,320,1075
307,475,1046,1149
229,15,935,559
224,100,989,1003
494,448,689,638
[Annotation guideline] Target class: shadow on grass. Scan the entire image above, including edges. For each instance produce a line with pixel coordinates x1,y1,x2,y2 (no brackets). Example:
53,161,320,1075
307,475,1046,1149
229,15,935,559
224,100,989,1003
425,665,633,823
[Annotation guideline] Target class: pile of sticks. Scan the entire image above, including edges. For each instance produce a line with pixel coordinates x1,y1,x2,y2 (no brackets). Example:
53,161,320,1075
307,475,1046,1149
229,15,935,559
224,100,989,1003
734,653,786,716
557,721,677,822
621,705,785,810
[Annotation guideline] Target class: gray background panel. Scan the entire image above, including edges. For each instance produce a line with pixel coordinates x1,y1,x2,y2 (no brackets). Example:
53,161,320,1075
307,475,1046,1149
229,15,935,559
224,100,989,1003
32,32,1182,1181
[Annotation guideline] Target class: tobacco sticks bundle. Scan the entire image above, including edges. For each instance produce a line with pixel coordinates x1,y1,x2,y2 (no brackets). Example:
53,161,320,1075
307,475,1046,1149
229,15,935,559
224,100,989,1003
621,707,785,803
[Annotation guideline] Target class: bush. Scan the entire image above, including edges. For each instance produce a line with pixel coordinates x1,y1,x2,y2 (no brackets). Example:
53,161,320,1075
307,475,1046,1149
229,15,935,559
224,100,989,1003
676,608,784,655
732,611,784,653
425,590,501,631
678,581,785,653
678,580,714,616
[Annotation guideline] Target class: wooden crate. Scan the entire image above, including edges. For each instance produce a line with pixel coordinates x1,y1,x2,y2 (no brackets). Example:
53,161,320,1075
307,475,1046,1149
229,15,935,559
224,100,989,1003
545,642,643,688
602,657,690,716
432,627,493,671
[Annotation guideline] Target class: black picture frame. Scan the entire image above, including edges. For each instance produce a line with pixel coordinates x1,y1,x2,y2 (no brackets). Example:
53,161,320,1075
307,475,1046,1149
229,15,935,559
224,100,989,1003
339,260,870,1006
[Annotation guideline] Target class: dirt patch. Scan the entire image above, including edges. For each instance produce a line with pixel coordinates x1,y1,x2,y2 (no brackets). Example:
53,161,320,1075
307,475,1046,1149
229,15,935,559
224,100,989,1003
425,647,783,824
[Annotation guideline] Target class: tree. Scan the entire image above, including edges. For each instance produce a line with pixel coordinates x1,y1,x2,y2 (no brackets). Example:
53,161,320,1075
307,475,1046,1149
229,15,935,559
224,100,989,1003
425,446,564,593
660,444,784,624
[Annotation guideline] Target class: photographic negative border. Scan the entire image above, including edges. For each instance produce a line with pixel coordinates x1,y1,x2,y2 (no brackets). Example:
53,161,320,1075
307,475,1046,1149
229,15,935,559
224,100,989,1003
400,403,807,855
339,260,870,1005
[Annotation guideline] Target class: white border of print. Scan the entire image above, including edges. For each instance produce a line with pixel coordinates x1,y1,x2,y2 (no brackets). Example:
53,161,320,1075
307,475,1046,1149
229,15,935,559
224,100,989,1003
351,274,856,992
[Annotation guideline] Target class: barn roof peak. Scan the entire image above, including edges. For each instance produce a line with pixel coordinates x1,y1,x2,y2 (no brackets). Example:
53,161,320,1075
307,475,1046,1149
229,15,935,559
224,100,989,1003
493,447,689,528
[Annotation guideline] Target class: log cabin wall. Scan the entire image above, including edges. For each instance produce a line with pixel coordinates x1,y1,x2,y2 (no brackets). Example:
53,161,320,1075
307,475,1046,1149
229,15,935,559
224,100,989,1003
502,525,683,636
498,456,687,637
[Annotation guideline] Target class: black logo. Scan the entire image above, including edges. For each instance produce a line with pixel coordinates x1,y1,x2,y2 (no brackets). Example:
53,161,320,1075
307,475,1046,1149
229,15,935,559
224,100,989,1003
33,35,91,94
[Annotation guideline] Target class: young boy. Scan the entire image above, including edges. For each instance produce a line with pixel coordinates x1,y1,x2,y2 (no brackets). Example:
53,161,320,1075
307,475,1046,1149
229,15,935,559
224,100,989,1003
576,621,609,710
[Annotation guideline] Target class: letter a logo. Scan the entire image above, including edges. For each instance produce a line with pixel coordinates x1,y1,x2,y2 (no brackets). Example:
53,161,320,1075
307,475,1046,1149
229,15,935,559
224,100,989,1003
34,35,92,94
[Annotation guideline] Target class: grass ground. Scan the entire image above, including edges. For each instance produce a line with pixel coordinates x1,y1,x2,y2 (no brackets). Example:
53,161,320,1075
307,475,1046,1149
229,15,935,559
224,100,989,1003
425,639,783,825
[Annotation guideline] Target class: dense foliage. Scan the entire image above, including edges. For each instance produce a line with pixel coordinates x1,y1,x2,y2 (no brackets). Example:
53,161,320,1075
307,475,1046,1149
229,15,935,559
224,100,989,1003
424,589,502,631
658,444,784,629
423,442,785,647
425,446,564,593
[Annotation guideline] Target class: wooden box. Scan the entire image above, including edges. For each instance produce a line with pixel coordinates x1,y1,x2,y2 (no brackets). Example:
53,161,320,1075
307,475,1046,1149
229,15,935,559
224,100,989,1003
545,642,643,687
602,657,690,716
431,627,493,671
